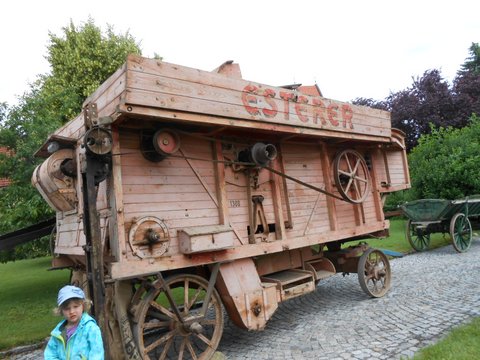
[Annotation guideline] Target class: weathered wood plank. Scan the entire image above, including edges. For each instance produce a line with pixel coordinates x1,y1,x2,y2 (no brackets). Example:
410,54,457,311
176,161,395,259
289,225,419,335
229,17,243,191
124,55,391,138
83,63,127,108
110,221,389,278
123,183,208,194
124,88,390,139
123,192,212,203
118,105,393,144
126,70,389,128
56,114,84,139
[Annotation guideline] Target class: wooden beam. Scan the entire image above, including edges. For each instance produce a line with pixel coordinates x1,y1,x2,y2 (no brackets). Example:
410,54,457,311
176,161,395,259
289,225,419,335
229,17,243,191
319,142,338,231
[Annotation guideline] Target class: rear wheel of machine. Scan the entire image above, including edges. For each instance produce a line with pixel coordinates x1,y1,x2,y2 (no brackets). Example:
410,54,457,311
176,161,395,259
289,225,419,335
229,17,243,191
133,274,224,360
357,249,391,298
405,219,430,252
449,213,472,253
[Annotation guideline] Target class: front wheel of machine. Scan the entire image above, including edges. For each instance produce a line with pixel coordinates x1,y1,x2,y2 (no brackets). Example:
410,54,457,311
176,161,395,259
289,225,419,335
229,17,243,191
449,213,472,253
133,274,224,360
357,249,391,298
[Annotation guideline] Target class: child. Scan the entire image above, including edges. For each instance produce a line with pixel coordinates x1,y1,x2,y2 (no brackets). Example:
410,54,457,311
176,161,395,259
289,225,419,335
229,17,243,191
44,285,104,360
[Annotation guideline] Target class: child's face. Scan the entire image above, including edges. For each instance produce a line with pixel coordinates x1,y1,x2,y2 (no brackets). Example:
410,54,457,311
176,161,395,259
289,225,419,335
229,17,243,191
61,299,83,325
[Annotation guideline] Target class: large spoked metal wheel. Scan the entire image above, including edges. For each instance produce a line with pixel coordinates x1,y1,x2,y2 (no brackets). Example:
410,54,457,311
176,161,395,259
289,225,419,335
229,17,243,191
357,249,391,298
405,219,431,252
133,274,224,360
333,149,371,204
449,213,472,253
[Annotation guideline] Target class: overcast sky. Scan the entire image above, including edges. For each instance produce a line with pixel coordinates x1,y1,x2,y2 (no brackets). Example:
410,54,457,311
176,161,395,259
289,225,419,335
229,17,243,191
1,0,479,107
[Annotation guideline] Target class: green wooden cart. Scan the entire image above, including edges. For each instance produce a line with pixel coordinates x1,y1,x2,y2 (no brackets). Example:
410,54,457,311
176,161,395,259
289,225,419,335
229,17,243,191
400,196,480,253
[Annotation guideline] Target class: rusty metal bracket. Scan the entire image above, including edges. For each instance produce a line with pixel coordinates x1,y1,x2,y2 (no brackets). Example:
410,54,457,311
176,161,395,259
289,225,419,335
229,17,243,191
252,195,270,242
84,102,113,129
84,103,99,129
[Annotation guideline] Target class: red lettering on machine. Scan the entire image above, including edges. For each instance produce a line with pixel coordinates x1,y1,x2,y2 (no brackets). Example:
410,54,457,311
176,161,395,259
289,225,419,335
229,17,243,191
241,85,354,130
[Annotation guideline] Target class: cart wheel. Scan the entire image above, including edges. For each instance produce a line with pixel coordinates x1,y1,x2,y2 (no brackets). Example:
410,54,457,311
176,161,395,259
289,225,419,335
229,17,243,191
333,149,371,204
358,249,391,298
405,219,431,252
133,274,224,360
449,213,472,253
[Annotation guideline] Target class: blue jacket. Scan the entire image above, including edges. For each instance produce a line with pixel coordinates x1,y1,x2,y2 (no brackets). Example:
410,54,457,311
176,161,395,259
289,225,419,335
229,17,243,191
44,313,104,360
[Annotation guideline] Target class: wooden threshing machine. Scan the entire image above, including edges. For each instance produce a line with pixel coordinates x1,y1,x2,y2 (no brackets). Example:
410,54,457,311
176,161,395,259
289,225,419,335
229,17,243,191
32,55,410,359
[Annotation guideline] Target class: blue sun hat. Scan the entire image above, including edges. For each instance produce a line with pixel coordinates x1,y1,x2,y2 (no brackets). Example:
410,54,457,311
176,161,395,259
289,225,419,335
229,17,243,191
57,285,85,306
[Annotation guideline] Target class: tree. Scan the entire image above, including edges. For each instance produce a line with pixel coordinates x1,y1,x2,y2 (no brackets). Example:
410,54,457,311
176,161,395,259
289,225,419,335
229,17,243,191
44,19,141,120
353,44,480,152
388,70,457,150
407,115,480,200
0,19,142,261
352,44,480,207
0,102,7,122
453,43,480,125
458,42,480,75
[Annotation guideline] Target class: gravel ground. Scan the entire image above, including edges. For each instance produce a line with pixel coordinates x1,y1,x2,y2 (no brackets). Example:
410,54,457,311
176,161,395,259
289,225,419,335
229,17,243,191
3,239,480,359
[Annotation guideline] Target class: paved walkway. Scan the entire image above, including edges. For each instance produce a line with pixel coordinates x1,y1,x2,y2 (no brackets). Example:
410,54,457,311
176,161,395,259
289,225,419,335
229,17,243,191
3,240,480,359
219,240,480,359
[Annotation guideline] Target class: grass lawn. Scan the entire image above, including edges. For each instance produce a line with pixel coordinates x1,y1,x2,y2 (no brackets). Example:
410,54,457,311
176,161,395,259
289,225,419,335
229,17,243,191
0,218,477,356
413,317,480,359
348,217,452,254
0,257,69,350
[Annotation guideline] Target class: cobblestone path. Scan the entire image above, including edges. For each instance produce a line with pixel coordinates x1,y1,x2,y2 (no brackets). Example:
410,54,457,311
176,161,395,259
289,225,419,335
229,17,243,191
219,240,480,359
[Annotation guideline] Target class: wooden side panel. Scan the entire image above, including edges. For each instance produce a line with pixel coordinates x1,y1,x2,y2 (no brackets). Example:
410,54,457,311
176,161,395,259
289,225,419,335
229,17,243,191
361,196,380,224
52,66,127,141
280,143,330,238
119,129,220,257
56,113,85,140
372,148,411,193
55,212,109,256
372,148,388,187
224,172,250,241
386,151,410,188
56,212,84,248
124,55,391,140
83,64,127,118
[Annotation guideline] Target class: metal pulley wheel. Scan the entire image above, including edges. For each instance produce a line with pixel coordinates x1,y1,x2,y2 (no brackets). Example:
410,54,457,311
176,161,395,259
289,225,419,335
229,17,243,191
153,129,181,156
84,127,113,156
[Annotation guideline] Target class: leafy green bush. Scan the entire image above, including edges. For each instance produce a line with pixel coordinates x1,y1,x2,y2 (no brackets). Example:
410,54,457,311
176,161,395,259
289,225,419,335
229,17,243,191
384,190,415,213
408,114,480,200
